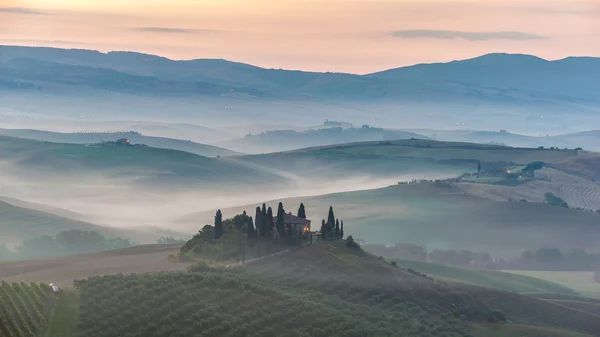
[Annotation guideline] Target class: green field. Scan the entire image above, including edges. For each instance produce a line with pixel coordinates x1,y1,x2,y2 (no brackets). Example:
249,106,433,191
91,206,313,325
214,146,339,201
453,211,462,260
391,259,578,295
504,270,600,299
46,289,79,337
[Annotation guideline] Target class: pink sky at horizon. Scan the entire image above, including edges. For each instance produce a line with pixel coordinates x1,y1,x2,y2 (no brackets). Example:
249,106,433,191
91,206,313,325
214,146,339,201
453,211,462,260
1,0,599,73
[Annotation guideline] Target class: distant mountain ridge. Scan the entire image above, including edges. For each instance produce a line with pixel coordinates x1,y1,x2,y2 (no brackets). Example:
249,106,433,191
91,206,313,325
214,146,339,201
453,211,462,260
1,45,598,104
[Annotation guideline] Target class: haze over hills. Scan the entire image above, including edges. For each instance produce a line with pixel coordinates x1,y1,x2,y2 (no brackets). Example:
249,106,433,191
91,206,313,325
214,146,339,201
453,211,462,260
1,46,599,134
218,126,426,153
0,136,589,239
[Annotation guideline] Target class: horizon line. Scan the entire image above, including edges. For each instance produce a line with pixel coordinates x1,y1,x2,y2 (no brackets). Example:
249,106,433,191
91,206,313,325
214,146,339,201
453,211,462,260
0,43,598,75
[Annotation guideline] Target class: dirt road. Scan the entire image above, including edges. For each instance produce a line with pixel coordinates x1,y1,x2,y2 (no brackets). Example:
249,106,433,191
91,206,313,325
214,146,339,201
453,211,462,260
0,244,191,287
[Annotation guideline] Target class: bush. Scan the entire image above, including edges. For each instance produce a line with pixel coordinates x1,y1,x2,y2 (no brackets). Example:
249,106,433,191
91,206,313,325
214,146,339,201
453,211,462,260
544,192,568,208
345,236,361,250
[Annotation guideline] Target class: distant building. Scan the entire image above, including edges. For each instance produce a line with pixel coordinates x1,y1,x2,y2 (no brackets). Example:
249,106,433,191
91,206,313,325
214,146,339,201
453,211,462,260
272,212,311,234
116,138,130,145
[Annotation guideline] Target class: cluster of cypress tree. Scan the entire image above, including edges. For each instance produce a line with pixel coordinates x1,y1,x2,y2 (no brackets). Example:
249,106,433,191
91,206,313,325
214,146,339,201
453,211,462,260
320,206,344,240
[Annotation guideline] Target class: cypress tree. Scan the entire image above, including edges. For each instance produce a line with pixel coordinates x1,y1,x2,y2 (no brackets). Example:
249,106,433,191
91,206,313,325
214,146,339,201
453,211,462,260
255,207,262,237
297,203,306,219
335,219,340,238
214,209,223,240
327,206,336,228
267,206,274,238
320,219,326,240
247,216,255,239
477,161,481,173
276,202,285,238
340,220,344,239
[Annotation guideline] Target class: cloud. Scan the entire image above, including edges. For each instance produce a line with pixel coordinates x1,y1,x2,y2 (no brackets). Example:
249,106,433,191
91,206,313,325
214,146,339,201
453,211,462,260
132,27,214,34
391,30,547,41
0,7,49,15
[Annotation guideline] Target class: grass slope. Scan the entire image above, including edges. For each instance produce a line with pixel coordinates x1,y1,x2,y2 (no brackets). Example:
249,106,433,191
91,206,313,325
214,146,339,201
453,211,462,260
241,139,577,179
0,128,239,157
391,259,577,295
0,201,148,245
46,290,79,337
0,136,285,190
504,270,600,299
198,181,600,256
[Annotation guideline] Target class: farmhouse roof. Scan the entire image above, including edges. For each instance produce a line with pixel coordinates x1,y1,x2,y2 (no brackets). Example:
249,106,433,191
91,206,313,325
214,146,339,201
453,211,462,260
272,212,311,225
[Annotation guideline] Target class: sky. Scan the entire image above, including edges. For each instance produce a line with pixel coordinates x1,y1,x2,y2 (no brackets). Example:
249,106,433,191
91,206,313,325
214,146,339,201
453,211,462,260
0,0,599,73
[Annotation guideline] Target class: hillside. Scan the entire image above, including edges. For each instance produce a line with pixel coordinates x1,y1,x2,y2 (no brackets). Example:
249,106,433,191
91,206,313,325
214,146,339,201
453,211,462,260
389,258,578,295
239,139,578,180
1,46,599,105
188,181,600,256
219,126,425,153
0,243,189,286
405,128,600,153
0,200,156,246
0,136,286,191
0,129,239,157
8,241,592,337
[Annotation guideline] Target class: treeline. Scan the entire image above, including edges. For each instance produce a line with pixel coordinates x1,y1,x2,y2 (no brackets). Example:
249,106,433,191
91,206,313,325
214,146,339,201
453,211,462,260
0,230,135,260
180,202,345,261
363,243,600,272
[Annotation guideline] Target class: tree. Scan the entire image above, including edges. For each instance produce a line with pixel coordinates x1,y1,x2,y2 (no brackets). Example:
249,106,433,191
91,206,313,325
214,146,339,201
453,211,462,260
214,210,223,239
298,203,306,219
327,206,336,229
340,221,344,239
267,206,274,238
335,219,340,238
261,204,268,237
276,202,285,238
477,161,481,173
320,219,326,240
255,207,262,237
247,217,255,240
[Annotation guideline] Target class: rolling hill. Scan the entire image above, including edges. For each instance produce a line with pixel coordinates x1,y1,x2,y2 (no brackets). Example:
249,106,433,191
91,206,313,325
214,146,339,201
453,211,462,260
238,139,578,181
0,136,285,190
0,200,157,246
389,258,578,295
0,129,239,157
187,181,600,257
405,129,600,153
218,126,426,153
4,240,599,337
